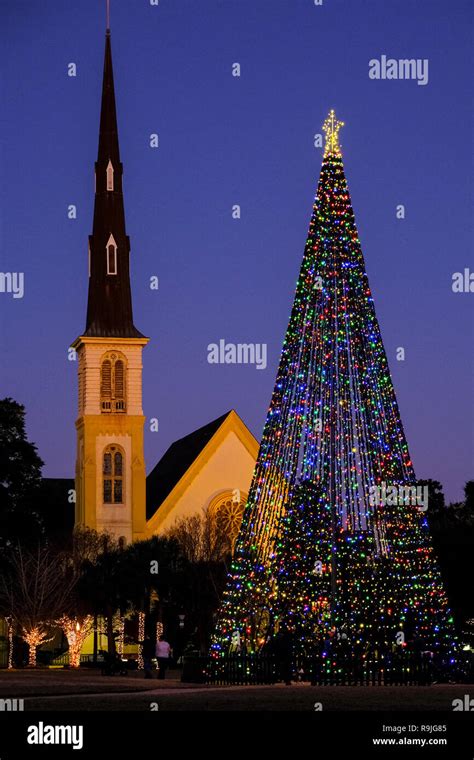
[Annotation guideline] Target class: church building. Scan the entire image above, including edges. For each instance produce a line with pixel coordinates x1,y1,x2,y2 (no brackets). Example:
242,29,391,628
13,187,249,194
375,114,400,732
67,24,257,546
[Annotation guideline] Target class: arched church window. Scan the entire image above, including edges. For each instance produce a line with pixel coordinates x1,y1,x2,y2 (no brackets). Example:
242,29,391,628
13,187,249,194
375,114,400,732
100,360,112,411
208,491,247,555
100,353,127,413
103,451,112,475
114,360,125,410
103,445,124,505
114,451,123,476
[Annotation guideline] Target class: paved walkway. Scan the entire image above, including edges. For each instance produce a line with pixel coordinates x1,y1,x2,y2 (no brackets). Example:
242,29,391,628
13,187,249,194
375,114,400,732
23,683,474,712
1,670,472,711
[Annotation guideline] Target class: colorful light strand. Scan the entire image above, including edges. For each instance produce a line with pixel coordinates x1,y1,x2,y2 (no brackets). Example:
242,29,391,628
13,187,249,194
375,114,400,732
211,110,456,665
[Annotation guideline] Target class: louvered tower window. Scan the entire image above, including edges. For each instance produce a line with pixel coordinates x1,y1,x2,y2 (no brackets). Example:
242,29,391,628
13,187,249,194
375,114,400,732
100,360,112,412
100,353,126,413
114,360,125,411
103,445,124,504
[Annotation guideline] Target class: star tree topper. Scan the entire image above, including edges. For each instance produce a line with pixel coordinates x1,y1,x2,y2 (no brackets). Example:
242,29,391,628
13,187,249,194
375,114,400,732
323,109,344,157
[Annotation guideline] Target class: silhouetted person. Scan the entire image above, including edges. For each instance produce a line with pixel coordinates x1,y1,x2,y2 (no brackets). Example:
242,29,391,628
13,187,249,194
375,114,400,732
156,635,172,680
275,627,293,685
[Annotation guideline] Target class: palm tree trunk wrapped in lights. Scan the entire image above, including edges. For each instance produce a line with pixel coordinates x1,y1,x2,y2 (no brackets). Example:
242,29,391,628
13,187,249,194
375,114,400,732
22,626,54,668
57,615,94,668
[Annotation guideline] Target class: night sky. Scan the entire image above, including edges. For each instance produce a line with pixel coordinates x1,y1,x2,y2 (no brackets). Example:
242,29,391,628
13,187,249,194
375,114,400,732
0,0,472,503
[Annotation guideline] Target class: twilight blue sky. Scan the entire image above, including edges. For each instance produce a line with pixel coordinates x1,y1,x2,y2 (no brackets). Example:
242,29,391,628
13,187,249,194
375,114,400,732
0,0,472,502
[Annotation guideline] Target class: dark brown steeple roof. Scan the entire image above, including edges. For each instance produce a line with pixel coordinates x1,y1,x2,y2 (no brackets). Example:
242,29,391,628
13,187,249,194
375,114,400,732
84,30,144,339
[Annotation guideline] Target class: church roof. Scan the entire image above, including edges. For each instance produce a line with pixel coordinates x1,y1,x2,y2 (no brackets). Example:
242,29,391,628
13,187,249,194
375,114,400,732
38,411,258,537
146,411,232,519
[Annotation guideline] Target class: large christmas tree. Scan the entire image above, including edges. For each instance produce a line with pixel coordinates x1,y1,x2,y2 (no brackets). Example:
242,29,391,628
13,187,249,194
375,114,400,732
212,111,455,664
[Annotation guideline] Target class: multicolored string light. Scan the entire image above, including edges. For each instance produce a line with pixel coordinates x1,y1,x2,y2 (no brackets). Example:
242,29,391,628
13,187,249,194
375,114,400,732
212,110,455,661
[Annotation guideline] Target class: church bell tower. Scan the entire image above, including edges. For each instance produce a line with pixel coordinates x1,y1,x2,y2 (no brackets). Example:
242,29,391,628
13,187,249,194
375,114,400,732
72,23,148,543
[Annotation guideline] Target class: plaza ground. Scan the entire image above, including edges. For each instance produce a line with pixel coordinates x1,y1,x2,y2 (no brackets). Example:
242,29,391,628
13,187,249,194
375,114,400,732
0,669,472,711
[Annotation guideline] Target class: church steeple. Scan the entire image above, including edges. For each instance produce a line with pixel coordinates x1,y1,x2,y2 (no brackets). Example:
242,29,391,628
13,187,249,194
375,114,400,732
84,28,144,339
73,18,149,544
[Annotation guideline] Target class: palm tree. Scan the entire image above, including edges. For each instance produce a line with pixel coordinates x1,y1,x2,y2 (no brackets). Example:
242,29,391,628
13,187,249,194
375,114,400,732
119,536,184,630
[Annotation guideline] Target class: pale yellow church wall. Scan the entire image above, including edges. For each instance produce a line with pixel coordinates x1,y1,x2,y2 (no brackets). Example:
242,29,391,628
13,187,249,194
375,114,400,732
80,630,108,656
73,335,149,542
149,430,255,535
95,433,133,542
79,629,137,657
